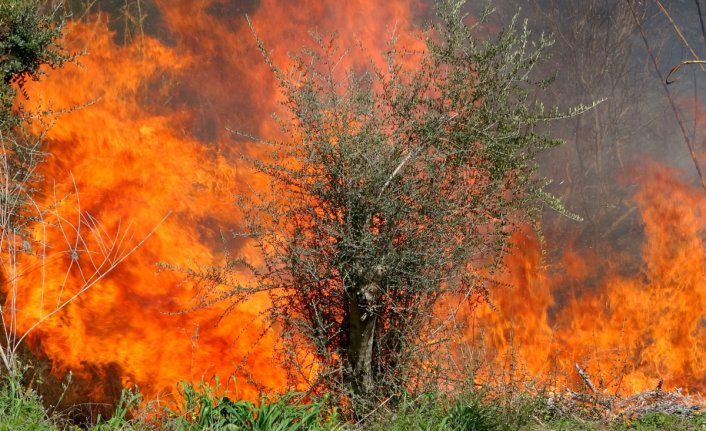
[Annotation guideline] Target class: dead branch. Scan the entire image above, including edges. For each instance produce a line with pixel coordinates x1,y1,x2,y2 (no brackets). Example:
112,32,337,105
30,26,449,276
666,60,706,85
575,363,598,394
628,2,706,194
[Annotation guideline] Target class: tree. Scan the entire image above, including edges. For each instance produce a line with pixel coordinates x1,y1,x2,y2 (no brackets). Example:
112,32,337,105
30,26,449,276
183,0,592,412
1,0,69,130
0,0,69,238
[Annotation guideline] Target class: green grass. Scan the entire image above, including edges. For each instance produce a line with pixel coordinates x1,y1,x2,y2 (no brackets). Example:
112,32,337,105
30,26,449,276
163,380,342,431
0,373,342,431
0,372,60,431
363,391,706,431
0,373,703,430
364,390,543,431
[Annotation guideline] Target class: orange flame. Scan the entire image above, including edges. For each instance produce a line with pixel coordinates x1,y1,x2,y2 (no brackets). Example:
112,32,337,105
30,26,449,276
18,0,425,401
473,162,706,395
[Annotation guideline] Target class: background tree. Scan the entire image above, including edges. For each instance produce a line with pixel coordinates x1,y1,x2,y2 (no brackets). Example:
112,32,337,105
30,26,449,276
183,0,593,413
0,0,69,236
1,0,68,128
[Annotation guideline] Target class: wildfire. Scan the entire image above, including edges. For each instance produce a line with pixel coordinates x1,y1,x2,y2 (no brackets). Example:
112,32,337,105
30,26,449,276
473,163,706,395
18,0,425,401
11,0,706,405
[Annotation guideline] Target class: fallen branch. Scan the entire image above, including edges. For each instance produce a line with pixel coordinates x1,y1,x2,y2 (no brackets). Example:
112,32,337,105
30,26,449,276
575,363,598,394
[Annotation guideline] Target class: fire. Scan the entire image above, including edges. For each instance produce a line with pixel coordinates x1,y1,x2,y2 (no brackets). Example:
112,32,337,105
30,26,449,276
20,16,278,401
473,162,706,395
17,0,425,401
11,0,706,405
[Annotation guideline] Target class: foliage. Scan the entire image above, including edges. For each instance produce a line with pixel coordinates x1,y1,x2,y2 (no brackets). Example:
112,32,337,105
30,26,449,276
166,380,342,431
365,388,546,431
366,391,501,431
0,371,60,431
0,0,69,129
542,413,706,431
621,413,706,430
0,371,703,430
0,0,160,381
91,388,145,431
0,0,68,273
367,393,454,431
0,0,68,238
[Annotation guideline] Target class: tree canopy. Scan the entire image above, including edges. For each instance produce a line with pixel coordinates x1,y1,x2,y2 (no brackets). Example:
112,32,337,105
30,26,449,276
0,0,68,129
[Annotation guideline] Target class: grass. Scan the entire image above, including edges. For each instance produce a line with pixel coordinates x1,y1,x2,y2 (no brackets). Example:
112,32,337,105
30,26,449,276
0,373,343,431
363,389,549,431
163,380,342,431
0,372,703,430
0,372,60,431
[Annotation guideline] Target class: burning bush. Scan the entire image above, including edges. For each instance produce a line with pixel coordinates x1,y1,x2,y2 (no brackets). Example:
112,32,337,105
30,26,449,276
177,0,595,415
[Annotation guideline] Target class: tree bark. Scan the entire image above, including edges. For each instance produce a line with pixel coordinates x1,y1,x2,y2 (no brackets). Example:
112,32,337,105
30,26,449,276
347,267,382,397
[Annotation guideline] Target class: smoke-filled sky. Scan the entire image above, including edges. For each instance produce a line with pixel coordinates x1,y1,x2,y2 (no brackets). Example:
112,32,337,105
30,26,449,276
17,0,706,407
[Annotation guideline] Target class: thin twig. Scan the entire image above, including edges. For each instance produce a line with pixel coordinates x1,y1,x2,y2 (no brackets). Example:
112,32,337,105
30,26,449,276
665,60,706,84
654,0,705,75
696,0,706,48
353,395,393,427
15,212,171,347
629,1,706,193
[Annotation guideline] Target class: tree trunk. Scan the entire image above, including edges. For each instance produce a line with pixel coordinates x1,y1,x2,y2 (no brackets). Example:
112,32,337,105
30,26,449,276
347,267,382,397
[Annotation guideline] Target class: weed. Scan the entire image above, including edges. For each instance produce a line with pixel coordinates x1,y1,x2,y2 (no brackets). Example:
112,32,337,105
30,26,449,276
167,380,342,431
0,372,59,431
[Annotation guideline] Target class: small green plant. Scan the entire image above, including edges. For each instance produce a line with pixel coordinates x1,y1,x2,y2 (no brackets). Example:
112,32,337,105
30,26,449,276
91,387,143,431
447,393,505,431
365,388,539,431
0,0,69,128
0,372,59,431
366,392,454,431
168,380,342,431
620,412,706,431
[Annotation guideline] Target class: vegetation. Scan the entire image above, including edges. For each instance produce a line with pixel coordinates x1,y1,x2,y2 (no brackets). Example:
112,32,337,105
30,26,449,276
0,0,69,129
0,0,67,375
177,0,596,415
0,1,699,430
0,0,162,379
0,0,67,244
162,381,342,431
1,371,704,430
